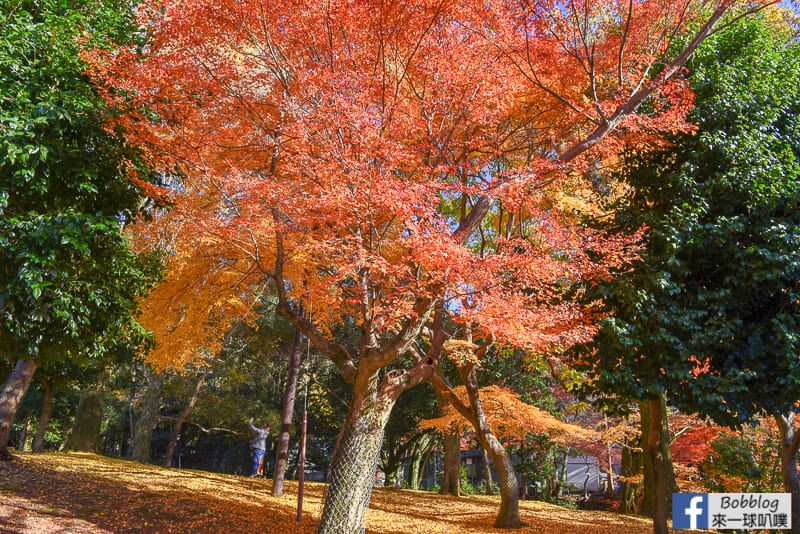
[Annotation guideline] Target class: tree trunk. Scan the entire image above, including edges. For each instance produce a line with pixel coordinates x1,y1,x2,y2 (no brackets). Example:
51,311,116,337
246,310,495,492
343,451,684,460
0,359,38,461
380,434,410,486
409,436,428,489
18,415,33,452
621,444,642,514
408,432,434,490
440,430,462,496
604,419,616,498
380,430,428,488
273,327,304,496
549,450,569,499
482,446,495,495
481,433,521,527
132,369,164,463
430,363,523,528
162,367,210,468
408,450,422,490
776,413,800,534
63,381,106,453
639,395,675,534
463,368,521,528
316,369,396,534
32,376,54,453
434,387,462,497
385,464,402,487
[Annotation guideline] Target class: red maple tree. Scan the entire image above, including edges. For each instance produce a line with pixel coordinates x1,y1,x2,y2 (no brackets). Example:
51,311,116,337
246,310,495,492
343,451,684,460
87,1,775,531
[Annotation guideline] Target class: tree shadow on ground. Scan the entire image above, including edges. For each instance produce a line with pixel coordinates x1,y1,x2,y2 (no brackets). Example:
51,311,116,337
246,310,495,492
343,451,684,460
0,451,320,533
1,452,677,534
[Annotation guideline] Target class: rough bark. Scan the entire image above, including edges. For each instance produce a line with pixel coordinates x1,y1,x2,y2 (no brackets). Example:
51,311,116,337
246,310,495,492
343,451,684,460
440,430,462,496
776,413,800,534
316,369,395,534
434,386,462,496
639,395,675,534
63,381,106,453
621,444,642,514
132,370,164,463
162,367,209,468
482,446,495,495
273,327,304,496
408,432,435,489
18,415,33,452
32,377,54,453
0,359,38,461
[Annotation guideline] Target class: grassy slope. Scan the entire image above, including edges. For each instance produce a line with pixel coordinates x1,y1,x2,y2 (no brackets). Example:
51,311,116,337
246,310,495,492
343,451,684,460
0,451,665,533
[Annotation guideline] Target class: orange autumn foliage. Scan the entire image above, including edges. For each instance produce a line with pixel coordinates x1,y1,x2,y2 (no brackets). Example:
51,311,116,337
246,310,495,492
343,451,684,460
421,385,597,448
129,192,256,370
83,3,779,527
82,0,773,363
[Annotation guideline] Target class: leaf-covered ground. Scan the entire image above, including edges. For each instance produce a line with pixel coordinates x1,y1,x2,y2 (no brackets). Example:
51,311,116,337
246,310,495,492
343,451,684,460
2,452,670,533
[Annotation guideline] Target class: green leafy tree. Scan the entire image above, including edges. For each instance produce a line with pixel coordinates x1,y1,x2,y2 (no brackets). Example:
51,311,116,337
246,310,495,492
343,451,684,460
572,13,800,531
0,0,159,460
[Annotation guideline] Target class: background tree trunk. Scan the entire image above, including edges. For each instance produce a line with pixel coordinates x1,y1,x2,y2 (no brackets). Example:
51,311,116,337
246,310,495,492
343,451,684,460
273,328,304,496
162,367,210,468
604,419,617,498
32,376,54,453
482,447,494,495
430,359,524,528
549,451,569,499
639,395,675,534
132,369,164,463
18,415,33,452
435,387,462,496
63,380,106,453
621,444,643,514
776,413,800,534
440,430,462,496
0,359,38,460
409,433,435,490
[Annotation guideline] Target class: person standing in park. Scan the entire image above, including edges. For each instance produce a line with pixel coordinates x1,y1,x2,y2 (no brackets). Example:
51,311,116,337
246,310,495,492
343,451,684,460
248,418,270,477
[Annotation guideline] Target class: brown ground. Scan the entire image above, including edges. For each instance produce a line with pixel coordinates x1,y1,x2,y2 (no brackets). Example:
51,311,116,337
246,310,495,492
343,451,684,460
0,451,667,533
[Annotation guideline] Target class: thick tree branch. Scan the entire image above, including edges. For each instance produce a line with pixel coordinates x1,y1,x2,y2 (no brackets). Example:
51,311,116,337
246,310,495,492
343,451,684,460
369,296,437,370
379,304,447,402
272,212,357,382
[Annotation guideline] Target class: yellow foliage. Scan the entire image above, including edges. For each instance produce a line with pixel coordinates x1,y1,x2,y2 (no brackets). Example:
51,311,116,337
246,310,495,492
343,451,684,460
442,339,481,367
132,205,258,371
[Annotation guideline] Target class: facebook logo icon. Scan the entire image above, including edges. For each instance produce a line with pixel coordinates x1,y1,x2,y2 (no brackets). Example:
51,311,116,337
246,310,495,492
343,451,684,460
673,493,708,529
